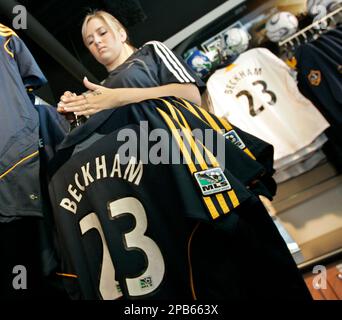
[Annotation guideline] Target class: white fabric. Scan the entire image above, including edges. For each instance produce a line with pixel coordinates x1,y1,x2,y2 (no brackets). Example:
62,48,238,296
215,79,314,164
274,133,328,170
206,48,329,162
274,149,326,183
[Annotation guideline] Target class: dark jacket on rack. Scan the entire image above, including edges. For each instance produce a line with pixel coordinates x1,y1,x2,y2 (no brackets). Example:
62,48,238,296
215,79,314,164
0,23,47,222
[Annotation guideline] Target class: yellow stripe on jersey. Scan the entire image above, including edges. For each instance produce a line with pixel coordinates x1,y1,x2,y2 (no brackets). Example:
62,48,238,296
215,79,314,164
192,104,222,132
173,98,256,160
4,38,14,58
159,98,192,131
197,139,240,212
216,116,256,160
228,190,240,208
157,108,196,173
187,222,200,300
0,31,15,37
162,98,180,122
158,100,242,215
215,193,229,213
0,25,17,59
0,151,39,179
157,108,220,219
213,114,233,131
56,272,78,279
0,24,18,37
184,128,238,215
174,98,201,118
174,107,192,131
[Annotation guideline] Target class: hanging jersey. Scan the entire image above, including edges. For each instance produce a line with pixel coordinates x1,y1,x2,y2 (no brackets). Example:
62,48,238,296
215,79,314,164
206,48,329,162
295,38,342,171
316,35,342,63
295,42,342,126
155,97,277,198
48,99,311,300
48,100,258,299
0,24,47,221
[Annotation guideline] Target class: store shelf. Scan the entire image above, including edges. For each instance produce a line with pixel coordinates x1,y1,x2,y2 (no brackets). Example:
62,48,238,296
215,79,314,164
273,162,340,214
297,227,342,270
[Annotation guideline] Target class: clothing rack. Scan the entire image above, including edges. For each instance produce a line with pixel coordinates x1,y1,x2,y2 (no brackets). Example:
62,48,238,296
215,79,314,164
279,5,342,47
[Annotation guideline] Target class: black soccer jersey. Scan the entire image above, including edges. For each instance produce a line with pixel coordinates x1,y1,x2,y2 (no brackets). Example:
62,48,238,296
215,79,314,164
295,39,342,170
48,101,257,299
295,42,342,126
153,97,276,198
48,100,309,300
0,24,47,221
102,41,206,93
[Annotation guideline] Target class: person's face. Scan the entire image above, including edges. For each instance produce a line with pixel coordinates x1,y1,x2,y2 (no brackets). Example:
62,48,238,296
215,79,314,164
84,17,126,68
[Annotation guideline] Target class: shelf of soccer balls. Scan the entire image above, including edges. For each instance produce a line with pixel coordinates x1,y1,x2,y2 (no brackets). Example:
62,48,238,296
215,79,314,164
183,28,250,81
182,11,299,80
183,4,341,81
279,5,342,46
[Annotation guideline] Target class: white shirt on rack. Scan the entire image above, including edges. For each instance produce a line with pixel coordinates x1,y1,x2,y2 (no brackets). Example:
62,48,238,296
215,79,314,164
206,47,329,162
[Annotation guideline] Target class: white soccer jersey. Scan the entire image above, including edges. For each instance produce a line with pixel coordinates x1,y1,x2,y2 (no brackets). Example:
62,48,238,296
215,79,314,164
206,48,329,161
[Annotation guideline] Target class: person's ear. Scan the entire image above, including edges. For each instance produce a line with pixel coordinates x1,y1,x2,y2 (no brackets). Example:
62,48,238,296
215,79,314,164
119,28,127,43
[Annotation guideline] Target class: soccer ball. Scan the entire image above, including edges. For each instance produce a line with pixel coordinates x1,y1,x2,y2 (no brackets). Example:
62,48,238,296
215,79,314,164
266,12,299,42
184,49,212,78
223,28,250,56
307,0,342,15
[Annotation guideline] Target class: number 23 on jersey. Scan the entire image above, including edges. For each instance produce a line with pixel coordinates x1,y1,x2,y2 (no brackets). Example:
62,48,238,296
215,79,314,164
79,197,165,299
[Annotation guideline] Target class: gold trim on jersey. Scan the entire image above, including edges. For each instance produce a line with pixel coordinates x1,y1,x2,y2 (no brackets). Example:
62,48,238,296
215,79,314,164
4,37,14,58
157,105,240,219
187,222,200,300
158,99,241,214
171,98,256,160
56,272,79,279
196,139,240,213
157,108,219,219
0,151,39,179
161,99,192,131
0,24,18,59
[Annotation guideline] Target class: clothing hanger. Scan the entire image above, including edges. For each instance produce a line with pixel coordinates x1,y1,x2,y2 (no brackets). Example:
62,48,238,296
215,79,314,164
279,5,342,47
301,31,308,43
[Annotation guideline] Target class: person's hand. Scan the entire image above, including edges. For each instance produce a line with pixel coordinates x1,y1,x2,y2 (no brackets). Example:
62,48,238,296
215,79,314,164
57,91,78,122
57,77,121,116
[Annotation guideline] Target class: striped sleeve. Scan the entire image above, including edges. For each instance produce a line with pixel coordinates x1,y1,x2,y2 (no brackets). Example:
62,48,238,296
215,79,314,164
156,103,251,220
144,41,206,91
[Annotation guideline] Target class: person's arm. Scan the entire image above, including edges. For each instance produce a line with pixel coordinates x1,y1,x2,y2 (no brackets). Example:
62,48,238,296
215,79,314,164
57,77,201,116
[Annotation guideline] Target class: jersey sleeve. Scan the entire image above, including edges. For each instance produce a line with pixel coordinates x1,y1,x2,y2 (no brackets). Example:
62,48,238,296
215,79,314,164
144,41,206,93
7,31,47,89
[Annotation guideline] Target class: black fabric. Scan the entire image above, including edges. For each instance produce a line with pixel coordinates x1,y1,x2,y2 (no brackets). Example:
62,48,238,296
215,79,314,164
47,100,306,300
48,122,253,299
295,36,342,171
103,41,206,93
295,41,342,127
156,97,276,199
0,24,46,221
34,102,69,276
190,197,312,300
55,100,267,189
0,218,70,300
